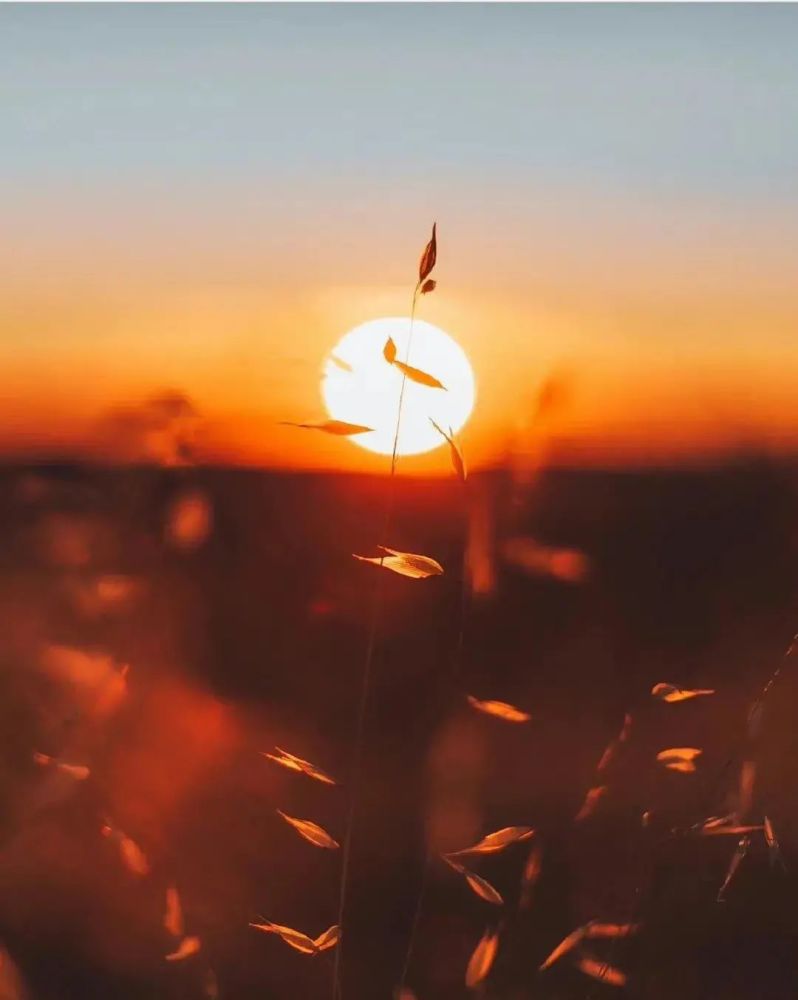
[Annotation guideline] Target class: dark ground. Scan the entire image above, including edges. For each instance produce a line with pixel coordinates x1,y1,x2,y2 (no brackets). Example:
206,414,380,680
1,457,797,999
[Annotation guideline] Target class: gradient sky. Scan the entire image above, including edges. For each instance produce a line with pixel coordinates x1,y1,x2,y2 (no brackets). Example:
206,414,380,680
2,3,797,471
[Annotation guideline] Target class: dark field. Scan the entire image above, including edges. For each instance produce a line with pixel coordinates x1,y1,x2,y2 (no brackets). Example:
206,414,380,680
1,458,797,999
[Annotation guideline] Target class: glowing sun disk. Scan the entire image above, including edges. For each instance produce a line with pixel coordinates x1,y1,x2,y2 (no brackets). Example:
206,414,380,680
322,317,475,456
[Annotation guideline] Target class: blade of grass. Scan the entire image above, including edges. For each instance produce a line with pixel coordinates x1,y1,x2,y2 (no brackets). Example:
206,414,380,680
333,283,422,1000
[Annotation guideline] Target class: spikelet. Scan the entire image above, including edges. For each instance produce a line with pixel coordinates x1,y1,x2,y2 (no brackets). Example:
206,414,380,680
651,683,715,703
418,223,437,283
657,748,702,773
277,810,339,849
353,547,444,580
263,746,336,785
466,695,530,723
576,954,627,987
465,927,499,989
448,825,535,856
539,925,588,970
250,920,340,956
463,871,503,906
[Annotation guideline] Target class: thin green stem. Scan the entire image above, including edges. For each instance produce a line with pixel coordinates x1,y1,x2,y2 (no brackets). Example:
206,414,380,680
332,285,420,1000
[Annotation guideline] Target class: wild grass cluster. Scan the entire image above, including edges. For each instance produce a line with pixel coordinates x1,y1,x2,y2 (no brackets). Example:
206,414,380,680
0,225,794,1000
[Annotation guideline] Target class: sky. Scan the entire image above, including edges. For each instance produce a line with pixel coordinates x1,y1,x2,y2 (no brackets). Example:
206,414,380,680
2,3,797,472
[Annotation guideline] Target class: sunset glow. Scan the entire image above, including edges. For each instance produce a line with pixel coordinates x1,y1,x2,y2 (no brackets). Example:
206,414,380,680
3,5,798,1000
1,3,797,474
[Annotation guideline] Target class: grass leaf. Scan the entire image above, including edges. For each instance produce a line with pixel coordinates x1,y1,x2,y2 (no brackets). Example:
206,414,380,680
652,683,715,703
519,840,543,909
277,810,339,849
449,825,535,856
165,936,201,962
32,752,89,781
383,337,398,364
249,921,318,955
263,746,336,786
164,886,184,938
393,359,446,390
539,925,588,970
280,419,374,436
576,955,627,987
699,823,763,836
430,419,466,482
101,820,150,876
329,354,353,373
465,927,499,989
353,548,444,580
464,871,503,906
313,924,340,953
466,695,530,723
656,747,702,763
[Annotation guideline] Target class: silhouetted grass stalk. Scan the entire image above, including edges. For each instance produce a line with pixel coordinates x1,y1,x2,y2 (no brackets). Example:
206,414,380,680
397,533,471,993
332,281,423,1000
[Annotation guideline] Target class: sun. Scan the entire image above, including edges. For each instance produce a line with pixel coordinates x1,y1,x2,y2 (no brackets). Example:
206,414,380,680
322,317,476,456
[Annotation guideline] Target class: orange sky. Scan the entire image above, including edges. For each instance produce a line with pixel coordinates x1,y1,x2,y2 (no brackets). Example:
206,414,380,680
2,191,797,473
2,6,797,472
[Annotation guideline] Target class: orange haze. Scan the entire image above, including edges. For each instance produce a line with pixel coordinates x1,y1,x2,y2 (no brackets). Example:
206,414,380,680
2,195,797,472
